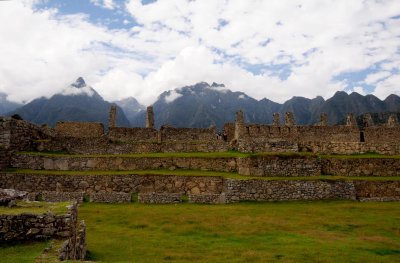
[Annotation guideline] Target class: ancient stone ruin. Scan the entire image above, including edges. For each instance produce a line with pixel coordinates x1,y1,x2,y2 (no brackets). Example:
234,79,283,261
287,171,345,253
0,108,399,207
146,106,155,129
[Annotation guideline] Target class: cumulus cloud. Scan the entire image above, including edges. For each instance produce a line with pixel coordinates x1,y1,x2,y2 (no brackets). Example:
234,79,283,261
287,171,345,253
0,0,399,105
90,0,116,10
164,90,182,103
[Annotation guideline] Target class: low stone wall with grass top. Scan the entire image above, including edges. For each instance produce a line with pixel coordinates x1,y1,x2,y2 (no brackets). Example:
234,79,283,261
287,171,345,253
0,201,86,260
0,173,225,196
10,154,238,172
1,172,399,203
224,179,356,202
237,155,321,177
321,157,400,176
11,152,400,177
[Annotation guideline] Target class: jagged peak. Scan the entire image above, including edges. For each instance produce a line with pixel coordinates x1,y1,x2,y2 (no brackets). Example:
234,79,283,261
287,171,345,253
71,77,86,88
211,82,225,88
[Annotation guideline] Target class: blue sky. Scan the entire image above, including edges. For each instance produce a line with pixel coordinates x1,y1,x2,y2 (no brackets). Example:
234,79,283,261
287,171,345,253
0,0,399,104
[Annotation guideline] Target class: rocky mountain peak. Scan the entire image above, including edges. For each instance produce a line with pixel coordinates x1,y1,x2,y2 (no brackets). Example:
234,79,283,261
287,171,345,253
71,77,86,88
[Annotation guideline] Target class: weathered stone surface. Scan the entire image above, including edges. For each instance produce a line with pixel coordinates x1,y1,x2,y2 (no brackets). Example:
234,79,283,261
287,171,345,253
138,192,184,203
237,156,321,177
0,189,27,206
1,173,399,203
90,192,131,203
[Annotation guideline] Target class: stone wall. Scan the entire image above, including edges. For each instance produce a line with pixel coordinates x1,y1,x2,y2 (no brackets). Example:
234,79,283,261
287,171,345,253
10,155,238,172
0,150,11,170
0,117,51,152
36,137,229,154
0,202,76,243
234,122,400,154
237,155,321,176
322,158,400,176
238,139,298,153
160,126,216,142
222,123,235,142
10,154,400,177
224,179,356,202
59,220,86,261
90,192,131,203
108,127,158,142
299,141,400,155
1,172,399,203
353,181,400,201
0,173,224,196
55,122,104,138
364,127,400,143
138,192,183,204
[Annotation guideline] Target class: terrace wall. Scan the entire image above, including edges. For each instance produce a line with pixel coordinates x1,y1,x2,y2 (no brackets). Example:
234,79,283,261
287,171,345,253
321,158,400,176
160,126,216,142
0,117,52,152
224,179,357,202
55,122,104,138
10,154,400,177
108,127,158,142
0,173,224,196
0,202,75,242
0,173,399,203
237,156,321,177
0,202,86,260
10,155,238,172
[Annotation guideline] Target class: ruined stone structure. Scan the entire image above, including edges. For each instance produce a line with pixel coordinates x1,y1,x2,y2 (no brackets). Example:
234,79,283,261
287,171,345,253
0,107,400,204
146,106,154,129
285,112,295,126
108,104,117,128
363,113,373,127
0,201,86,260
318,113,328,126
387,113,399,127
346,113,357,127
272,113,280,126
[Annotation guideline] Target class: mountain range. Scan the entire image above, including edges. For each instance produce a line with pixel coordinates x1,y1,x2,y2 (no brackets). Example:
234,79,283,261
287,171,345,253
7,77,129,128
130,82,400,128
2,79,400,129
0,92,22,115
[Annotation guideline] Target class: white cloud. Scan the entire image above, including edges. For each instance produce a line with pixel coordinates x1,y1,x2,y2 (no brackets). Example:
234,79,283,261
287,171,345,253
373,73,400,99
364,71,392,85
61,85,95,97
164,90,182,103
90,0,116,10
353,86,366,96
0,0,399,106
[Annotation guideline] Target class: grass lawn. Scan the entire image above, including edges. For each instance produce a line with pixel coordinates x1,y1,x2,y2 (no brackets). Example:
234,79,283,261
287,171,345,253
0,201,70,215
0,241,48,263
76,201,400,263
4,168,400,181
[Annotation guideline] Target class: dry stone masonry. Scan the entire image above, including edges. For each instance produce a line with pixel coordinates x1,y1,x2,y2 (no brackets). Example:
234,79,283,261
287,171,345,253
1,108,400,205
0,201,86,260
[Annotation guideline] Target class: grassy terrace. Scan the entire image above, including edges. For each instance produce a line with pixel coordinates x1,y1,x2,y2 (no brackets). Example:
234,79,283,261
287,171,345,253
3,201,400,263
16,151,400,159
3,168,400,181
0,200,70,215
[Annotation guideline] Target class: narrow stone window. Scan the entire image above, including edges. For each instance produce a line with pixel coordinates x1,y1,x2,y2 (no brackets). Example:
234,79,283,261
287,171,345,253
360,131,365,142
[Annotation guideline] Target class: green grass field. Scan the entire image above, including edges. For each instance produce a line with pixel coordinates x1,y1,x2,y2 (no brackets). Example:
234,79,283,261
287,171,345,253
80,201,400,263
0,201,69,215
1,201,400,262
4,168,400,181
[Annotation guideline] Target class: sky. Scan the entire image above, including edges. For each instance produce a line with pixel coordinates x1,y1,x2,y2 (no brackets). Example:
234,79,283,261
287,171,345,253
0,0,399,105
